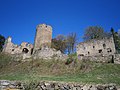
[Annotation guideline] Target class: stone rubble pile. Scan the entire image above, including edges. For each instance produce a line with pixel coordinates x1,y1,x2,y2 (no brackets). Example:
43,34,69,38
33,47,68,60
0,80,23,90
0,80,120,90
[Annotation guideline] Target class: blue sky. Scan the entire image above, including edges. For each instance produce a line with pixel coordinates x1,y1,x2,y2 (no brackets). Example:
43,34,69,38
0,0,120,44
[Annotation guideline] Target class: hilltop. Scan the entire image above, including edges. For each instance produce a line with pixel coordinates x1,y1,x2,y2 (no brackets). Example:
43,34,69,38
0,53,120,85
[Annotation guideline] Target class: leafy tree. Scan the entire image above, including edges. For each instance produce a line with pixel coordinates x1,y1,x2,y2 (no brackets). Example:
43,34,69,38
51,35,67,53
83,26,105,41
0,34,5,52
66,33,77,54
52,33,78,54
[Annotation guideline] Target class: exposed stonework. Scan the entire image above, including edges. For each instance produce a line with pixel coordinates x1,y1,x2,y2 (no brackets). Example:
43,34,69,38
2,24,67,60
76,37,116,57
78,55,114,63
114,54,120,64
32,24,67,60
2,37,33,55
33,24,52,53
0,80,119,90
33,47,68,60
3,24,119,63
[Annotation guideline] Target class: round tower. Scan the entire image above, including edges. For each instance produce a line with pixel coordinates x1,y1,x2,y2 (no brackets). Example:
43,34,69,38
33,24,52,53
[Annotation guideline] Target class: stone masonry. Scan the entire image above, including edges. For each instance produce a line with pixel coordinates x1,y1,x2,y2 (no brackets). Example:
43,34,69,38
0,80,119,90
33,24,52,53
76,37,116,56
2,24,52,57
33,47,68,60
2,24,67,60
2,36,33,55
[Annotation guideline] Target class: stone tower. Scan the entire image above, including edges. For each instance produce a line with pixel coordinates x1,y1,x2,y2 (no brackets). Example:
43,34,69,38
33,24,52,52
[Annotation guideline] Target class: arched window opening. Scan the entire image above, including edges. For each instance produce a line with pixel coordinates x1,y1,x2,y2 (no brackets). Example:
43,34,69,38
22,48,29,53
103,44,106,48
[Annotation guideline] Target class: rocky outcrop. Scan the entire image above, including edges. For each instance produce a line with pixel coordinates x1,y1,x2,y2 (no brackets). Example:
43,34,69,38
0,80,120,90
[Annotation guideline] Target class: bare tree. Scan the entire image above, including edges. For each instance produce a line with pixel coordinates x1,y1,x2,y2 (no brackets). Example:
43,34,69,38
66,33,77,54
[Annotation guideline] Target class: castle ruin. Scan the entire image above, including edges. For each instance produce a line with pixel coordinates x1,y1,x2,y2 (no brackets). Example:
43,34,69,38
2,23,120,63
3,24,52,55
2,36,33,55
33,24,52,53
2,24,67,60
76,37,116,57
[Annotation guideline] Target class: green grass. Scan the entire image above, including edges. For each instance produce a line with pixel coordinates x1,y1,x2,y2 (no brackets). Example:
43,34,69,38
0,53,120,85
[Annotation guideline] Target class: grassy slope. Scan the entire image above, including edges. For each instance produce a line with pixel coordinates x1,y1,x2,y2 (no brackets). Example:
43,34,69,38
0,53,120,85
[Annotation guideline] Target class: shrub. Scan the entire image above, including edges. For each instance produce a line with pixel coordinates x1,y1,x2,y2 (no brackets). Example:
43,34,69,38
65,53,78,65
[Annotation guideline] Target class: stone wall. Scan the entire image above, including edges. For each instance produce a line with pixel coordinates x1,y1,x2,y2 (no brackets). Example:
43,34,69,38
78,54,120,64
33,47,68,60
33,24,52,53
2,37,33,56
76,37,116,56
2,37,33,60
2,36,67,61
0,80,119,90
78,55,114,63
114,54,120,64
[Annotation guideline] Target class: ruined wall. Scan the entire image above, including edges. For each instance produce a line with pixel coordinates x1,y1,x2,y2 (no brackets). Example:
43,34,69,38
33,47,68,60
33,24,52,52
76,37,116,56
114,54,120,64
2,37,33,55
78,55,114,63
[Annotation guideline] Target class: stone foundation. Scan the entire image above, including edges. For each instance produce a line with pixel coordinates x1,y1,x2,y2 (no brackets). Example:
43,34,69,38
78,55,113,63
33,47,68,60
114,54,120,64
78,55,120,64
